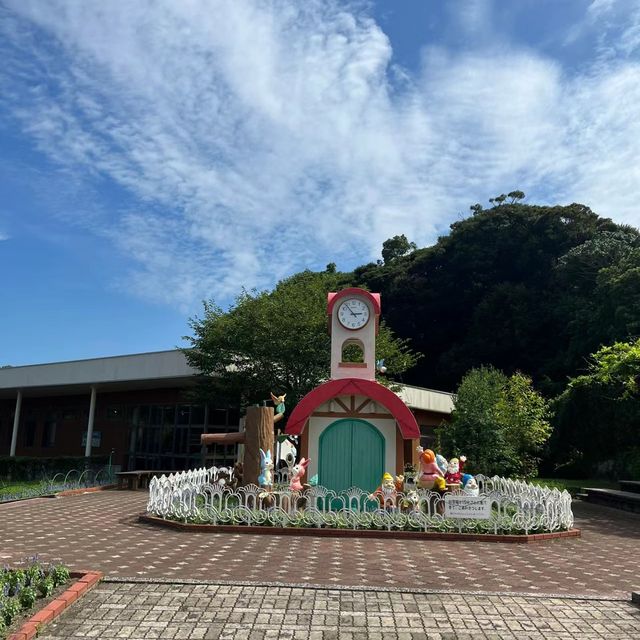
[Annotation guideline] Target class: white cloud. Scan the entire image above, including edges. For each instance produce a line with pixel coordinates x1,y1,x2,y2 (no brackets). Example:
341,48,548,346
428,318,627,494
1,0,639,308
0,231,9,241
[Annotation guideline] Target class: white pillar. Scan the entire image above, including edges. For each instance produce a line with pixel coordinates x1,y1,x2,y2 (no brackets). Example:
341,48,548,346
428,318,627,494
9,390,22,457
85,386,97,458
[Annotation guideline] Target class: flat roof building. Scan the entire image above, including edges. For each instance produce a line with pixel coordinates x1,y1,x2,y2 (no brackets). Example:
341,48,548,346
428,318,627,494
0,350,453,472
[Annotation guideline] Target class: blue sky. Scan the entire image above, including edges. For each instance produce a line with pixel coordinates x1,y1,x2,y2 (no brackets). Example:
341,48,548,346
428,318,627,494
1,0,639,366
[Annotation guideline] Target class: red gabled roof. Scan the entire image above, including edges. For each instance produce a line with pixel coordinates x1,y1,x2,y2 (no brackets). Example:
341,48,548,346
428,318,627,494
284,377,420,439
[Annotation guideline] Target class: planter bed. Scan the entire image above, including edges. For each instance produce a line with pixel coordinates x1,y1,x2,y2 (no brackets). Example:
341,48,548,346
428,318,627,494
4,571,102,640
140,513,581,543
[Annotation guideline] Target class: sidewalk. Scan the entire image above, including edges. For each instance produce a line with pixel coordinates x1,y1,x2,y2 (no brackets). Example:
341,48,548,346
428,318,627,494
1,491,639,598
37,580,640,640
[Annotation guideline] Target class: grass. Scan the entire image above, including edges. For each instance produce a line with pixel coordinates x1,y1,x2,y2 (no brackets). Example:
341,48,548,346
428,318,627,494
0,480,54,499
531,477,618,495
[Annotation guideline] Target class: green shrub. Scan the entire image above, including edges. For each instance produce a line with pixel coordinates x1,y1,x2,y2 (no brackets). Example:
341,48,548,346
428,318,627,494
49,565,70,587
7,569,25,597
1,596,21,625
36,577,54,598
19,586,36,610
438,366,552,478
0,456,109,482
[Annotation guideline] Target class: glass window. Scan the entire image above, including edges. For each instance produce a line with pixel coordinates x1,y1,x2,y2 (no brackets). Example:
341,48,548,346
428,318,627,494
162,406,175,426
190,405,205,425
23,420,36,447
177,405,191,425
150,405,162,425
42,420,56,448
209,408,227,427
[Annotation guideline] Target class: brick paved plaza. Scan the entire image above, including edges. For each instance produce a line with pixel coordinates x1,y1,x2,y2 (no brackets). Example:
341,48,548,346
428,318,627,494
1,491,639,638
37,581,640,640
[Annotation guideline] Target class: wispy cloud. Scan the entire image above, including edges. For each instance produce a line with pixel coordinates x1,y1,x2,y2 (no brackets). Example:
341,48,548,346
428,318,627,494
0,1,639,308
0,231,9,241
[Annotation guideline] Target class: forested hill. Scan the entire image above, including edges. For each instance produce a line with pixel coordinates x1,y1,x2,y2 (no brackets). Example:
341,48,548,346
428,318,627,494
350,202,640,394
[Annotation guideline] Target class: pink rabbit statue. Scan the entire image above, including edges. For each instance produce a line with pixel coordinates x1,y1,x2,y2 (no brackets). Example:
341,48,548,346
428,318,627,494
289,458,310,492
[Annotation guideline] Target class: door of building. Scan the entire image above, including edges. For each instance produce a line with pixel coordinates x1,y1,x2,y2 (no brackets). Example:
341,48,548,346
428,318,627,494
318,418,385,493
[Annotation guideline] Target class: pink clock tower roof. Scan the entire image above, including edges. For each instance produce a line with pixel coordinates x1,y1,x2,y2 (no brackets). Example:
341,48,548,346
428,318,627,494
327,288,381,317
284,377,420,439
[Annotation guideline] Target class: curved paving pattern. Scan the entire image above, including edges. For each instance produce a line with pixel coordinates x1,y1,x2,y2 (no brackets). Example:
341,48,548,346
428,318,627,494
1,491,639,598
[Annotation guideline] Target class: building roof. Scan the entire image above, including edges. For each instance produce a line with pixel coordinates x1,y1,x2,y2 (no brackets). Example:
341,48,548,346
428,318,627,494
0,350,197,398
0,351,455,414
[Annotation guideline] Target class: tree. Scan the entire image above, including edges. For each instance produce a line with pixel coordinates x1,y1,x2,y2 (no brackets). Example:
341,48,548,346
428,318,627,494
507,190,525,204
438,366,551,478
381,234,417,264
183,270,422,413
354,201,625,393
551,339,640,478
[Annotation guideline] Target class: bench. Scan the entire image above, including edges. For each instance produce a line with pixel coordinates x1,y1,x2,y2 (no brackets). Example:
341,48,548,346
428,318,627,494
116,470,174,491
619,480,640,494
583,487,640,513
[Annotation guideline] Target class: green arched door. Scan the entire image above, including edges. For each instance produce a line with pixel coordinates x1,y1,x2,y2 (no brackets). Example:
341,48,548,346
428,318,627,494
318,419,385,492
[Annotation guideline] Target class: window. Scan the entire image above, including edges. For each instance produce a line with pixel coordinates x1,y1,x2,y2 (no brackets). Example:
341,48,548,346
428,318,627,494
419,425,436,451
341,338,365,363
23,420,36,447
42,420,56,448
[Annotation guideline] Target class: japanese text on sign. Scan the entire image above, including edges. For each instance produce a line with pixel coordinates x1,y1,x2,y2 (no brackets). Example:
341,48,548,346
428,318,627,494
444,495,492,519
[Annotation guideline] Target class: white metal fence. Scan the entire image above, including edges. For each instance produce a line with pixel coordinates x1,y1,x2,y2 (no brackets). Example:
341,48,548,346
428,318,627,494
146,467,574,535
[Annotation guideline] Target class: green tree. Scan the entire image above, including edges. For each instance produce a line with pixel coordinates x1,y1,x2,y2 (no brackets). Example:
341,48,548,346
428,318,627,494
552,339,640,478
355,201,625,393
183,270,421,412
381,234,417,264
438,366,551,478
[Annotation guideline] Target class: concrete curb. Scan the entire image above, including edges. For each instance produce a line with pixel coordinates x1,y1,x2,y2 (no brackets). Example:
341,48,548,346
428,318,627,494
139,513,581,543
56,484,116,497
7,571,103,640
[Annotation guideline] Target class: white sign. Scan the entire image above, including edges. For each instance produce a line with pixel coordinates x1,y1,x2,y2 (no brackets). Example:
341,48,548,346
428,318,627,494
444,494,492,519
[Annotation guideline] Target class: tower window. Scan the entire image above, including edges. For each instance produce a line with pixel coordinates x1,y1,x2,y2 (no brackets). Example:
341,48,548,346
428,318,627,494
341,338,365,363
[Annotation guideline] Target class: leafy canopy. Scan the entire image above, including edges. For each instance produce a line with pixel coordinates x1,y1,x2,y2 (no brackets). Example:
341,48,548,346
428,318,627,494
551,339,640,478
183,270,421,410
438,366,551,478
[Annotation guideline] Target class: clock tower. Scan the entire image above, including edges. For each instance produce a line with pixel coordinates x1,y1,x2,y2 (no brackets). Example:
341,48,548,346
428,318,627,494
327,288,381,381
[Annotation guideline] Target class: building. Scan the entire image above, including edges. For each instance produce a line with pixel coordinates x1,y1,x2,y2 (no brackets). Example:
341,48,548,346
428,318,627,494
0,347,454,474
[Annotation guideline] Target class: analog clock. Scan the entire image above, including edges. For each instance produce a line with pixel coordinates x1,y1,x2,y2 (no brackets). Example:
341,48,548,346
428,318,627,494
337,298,370,330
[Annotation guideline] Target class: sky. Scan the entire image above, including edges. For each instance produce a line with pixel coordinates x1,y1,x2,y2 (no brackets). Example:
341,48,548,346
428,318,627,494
1,0,639,366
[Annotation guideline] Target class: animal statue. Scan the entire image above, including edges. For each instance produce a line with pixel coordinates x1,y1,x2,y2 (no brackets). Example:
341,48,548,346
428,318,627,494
462,473,479,497
289,457,310,492
271,392,286,423
401,489,421,512
258,449,273,488
416,447,444,490
444,455,467,485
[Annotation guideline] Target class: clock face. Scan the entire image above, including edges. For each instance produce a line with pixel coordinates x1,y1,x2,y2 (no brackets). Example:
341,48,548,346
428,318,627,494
337,298,370,330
